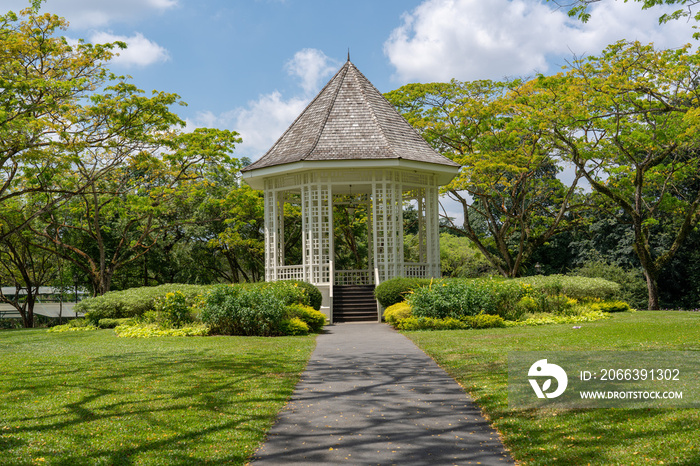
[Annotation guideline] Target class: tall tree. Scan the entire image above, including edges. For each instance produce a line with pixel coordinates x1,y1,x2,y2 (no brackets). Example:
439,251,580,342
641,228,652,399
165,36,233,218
386,80,586,277
31,128,240,295
0,3,134,239
0,205,56,328
535,41,700,309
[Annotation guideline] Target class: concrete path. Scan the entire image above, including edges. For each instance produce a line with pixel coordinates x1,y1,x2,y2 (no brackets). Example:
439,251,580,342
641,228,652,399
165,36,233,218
252,323,513,465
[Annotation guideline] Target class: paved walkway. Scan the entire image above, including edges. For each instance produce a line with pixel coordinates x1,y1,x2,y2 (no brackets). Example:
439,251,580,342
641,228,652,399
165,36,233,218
252,323,513,465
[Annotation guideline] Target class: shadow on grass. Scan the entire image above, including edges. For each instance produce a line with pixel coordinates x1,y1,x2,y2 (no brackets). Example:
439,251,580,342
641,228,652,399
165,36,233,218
426,348,700,466
0,335,313,465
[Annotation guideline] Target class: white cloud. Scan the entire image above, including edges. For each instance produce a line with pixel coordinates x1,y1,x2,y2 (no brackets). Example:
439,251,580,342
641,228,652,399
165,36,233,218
190,92,309,159
188,48,341,160
88,31,170,67
33,0,178,29
285,48,339,95
384,0,696,83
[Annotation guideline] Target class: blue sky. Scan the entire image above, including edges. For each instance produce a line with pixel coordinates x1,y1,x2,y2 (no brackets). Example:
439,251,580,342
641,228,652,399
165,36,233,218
3,0,697,222
3,0,695,160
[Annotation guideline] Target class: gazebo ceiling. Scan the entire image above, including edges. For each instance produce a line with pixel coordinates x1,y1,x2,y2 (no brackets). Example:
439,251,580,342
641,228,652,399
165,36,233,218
241,59,460,189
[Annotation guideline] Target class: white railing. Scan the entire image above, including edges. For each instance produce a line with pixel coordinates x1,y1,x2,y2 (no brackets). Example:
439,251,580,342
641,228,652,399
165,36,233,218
334,269,372,286
276,265,305,281
404,263,429,278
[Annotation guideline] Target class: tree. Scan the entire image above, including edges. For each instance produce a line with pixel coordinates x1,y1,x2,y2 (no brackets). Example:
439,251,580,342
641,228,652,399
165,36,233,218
0,3,135,239
30,128,240,295
535,41,700,309
206,183,267,284
0,205,56,327
386,80,587,277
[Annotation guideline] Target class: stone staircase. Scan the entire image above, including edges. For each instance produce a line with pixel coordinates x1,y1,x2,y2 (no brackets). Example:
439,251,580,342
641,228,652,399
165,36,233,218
332,285,378,322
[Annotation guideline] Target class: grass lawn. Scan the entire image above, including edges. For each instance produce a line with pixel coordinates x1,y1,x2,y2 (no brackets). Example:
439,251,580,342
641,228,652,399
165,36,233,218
404,311,700,466
0,329,316,465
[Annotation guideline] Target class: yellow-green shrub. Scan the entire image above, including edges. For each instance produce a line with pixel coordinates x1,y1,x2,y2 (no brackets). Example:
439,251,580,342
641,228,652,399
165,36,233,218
463,314,506,329
383,302,412,325
396,316,468,331
280,317,309,336
590,300,632,313
287,304,326,332
114,323,209,338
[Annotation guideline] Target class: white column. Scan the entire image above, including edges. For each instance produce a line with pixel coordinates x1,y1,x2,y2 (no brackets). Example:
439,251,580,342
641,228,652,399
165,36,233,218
264,184,276,282
425,183,440,278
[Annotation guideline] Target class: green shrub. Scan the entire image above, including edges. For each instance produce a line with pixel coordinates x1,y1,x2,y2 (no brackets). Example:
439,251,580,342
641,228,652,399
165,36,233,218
516,275,619,301
78,284,208,324
462,314,506,329
280,317,309,336
287,303,326,332
248,281,310,307
396,316,469,331
407,279,528,321
383,302,412,325
199,284,289,336
153,291,196,327
590,300,632,313
68,318,91,328
374,277,433,308
281,280,323,310
97,318,132,329
570,261,647,308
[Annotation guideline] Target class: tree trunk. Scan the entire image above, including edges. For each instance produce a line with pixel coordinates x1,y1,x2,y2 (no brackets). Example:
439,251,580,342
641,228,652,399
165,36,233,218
643,269,660,310
20,295,35,328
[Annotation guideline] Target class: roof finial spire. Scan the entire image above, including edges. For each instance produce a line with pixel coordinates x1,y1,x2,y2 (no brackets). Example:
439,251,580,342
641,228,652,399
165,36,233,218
347,48,351,62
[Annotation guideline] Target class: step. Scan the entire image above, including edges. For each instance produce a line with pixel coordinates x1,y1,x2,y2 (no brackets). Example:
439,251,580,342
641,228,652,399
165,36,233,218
332,284,378,323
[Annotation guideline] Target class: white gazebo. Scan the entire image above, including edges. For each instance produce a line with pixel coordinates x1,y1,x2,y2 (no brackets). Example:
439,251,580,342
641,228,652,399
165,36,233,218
242,59,460,322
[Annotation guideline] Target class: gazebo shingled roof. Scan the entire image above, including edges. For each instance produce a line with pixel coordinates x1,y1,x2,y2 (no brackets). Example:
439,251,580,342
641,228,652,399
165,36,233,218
241,60,459,173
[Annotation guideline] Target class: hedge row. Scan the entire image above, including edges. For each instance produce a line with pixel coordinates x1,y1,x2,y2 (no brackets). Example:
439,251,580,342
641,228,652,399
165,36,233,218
77,284,209,324
377,275,622,322
74,280,325,337
515,275,620,301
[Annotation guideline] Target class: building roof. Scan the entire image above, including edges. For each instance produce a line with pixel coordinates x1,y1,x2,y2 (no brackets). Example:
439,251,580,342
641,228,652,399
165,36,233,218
241,60,460,174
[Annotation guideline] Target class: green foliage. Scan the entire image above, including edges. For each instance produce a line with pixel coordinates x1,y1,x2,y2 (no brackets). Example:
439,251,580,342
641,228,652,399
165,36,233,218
386,80,586,279
405,276,619,322
407,279,528,321
590,301,632,313
396,316,469,331
286,303,326,333
374,277,433,308
571,260,648,308
515,275,619,301
199,282,304,336
463,314,506,329
505,310,612,327
114,322,209,338
439,233,498,278
395,314,506,331
153,291,196,327
281,280,322,310
383,302,413,325
48,324,98,333
97,318,132,329
279,317,309,336
77,284,208,324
